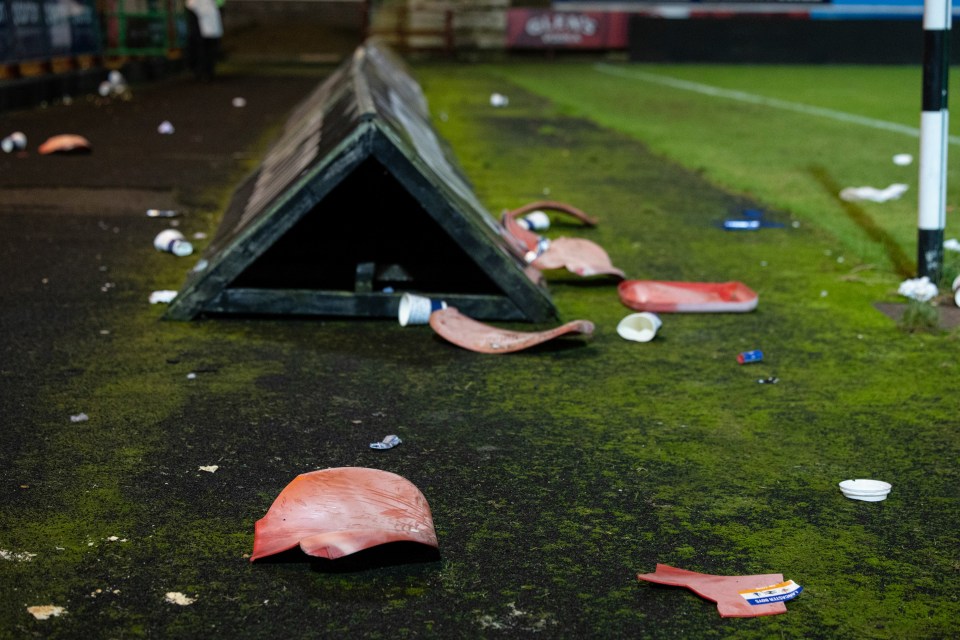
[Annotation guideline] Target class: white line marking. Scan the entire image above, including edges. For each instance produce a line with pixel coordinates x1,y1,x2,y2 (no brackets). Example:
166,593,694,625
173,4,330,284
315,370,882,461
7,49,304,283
594,63,960,146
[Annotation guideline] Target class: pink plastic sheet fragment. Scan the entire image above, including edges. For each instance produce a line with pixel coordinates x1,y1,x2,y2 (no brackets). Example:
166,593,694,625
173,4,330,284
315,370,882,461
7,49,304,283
38,134,92,155
619,280,758,313
533,237,625,278
251,467,438,562
429,307,594,354
637,564,791,617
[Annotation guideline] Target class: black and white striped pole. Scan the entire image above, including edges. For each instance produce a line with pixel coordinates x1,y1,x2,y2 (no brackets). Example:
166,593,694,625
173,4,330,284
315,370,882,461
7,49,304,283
918,0,952,281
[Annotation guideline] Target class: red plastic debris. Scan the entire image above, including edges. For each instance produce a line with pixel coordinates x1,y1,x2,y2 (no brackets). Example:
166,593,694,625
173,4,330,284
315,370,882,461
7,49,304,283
533,237,625,279
637,564,791,617
429,307,594,354
38,134,92,155
250,467,438,562
502,200,599,227
619,280,758,313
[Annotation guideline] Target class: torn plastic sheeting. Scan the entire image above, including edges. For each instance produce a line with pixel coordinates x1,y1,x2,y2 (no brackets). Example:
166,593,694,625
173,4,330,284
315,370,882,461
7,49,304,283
637,564,798,617
250,467,437,562
429,306,594,354
839,183,908,203
38,134,92,155
619,280,758,313
370,435,401,450
533,237,625,279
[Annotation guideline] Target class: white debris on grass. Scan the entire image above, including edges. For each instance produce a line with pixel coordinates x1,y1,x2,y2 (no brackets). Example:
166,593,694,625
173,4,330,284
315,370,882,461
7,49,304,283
232,97,247,108
944,238,960,252
27,605,66,620
898,276,939,302
165,592,196,606
1,549,37,562
186,372,197,380
149,290,178,304
489,93,509,107
157,121,175,135
839,183,908,203
70,413,89,423
893,153,913,166
198,465,219,473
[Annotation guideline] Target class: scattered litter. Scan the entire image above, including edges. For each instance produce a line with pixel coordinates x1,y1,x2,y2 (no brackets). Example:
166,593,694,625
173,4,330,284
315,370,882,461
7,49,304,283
839,478,891,502
489,93,509,107
944,238,960,252
737,350,763,364
199,465,219,473
146,209,178,218
250,467,438,561
164,592,195,606
897,276,938,302
70,413,89,423
98,80,112,97
1,131,26,153
721,208,784,231
619,280,758,313
617,312,661,342
398,293,447,326
637,564,796,617
157,121,175,135
516,210,551,231
27,605,66,620
429,307,594,354
952,275,960,307
38,134,92,155
149,290,178,304
1,549,37,562
232,97,247,108
758,377,779,384
839,183,908,203
186,372,197,380
533,237,625,278
893,153,913,166
370,434,402,450
153,229,194,257
192,231,207,240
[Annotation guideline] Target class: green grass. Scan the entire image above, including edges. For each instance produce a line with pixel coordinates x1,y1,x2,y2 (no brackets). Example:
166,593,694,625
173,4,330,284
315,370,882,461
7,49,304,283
463,63,960,280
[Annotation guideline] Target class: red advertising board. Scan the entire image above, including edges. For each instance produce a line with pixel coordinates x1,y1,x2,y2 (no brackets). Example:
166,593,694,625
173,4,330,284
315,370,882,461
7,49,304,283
506,9,629,49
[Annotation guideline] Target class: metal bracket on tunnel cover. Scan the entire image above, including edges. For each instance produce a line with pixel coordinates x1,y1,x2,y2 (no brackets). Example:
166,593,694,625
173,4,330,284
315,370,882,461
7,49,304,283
429,307,594,354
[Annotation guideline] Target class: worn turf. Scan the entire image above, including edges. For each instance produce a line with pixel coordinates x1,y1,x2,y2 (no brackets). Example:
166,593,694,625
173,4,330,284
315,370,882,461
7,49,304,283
1,59,958,639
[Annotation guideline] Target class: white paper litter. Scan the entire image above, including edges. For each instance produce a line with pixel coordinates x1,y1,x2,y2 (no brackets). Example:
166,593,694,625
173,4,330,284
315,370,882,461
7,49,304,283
149,290,178,304
27,605,66,620
839,183,908,203
164,592,195,606
898,276,938,302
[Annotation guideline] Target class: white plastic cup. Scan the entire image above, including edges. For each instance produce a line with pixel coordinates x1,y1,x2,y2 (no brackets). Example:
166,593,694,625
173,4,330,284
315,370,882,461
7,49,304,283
617,312,662,342
517,210,551,231
153,229,194,257
398,293,447,326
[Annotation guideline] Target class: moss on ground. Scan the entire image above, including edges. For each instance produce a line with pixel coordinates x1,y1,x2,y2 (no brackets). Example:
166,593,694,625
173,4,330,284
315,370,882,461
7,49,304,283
1,63,958,639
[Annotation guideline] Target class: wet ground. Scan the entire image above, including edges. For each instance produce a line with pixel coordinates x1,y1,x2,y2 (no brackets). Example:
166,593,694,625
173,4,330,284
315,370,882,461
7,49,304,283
2,36,959,639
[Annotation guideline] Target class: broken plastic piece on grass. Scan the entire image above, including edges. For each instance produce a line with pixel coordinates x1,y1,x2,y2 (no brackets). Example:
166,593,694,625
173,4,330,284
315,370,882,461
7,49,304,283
533,237,625,278
157,121,175,135
723,219,761,230
27,605,66,620
398,293,447,326
617,312,662,342
738,579,803,605
839,183,908,203
758,377,779,384
503,200,599,227
38,134,92,155
370,435,401,450
722,208,785,231
839,478,891,502
637,564,793,617
146,209,179,218
153,229,194,257
429,306,594,354
897,276,938,302
70,413,89,423
517,210,551,231
250,467,438,561
737,350,763,364
893,153,913,166
944,238,960,253
619,280,758,313
149,290,178,304
489,93,509,107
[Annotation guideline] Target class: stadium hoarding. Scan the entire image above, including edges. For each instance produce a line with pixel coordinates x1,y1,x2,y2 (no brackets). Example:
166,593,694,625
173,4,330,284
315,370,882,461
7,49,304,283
506,9,629,48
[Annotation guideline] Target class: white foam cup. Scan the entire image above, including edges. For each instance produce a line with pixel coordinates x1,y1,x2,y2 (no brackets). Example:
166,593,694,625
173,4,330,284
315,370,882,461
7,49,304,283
839,479,892,502
153,229,194,257
398,293,447,326
617,312,662,342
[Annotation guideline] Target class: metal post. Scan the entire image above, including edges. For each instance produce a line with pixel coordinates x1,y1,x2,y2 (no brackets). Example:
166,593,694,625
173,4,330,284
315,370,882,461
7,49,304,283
918,0,952,281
